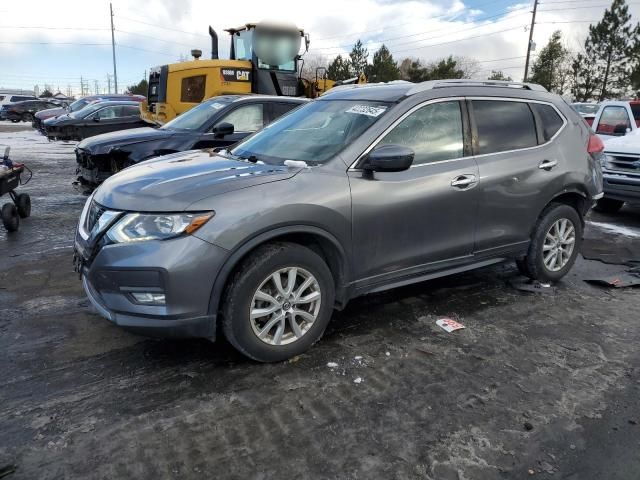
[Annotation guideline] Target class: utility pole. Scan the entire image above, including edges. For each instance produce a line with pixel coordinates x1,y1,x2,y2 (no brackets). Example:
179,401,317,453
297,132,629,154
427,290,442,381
80,76,84,96
94,80,99,95
107,74,112,94
110,3,118,94
523,0,538,82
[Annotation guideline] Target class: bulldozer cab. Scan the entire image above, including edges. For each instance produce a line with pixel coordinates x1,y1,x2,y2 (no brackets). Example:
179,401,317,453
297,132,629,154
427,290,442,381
141,21,308,125
226,22,308,97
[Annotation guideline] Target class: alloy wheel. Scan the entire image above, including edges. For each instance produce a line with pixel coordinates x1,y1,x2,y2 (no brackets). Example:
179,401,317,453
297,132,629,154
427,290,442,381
542,218,576,272
249,267,322,346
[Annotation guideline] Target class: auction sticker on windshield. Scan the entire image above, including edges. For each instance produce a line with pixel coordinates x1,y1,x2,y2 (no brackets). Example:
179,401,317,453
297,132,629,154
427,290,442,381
345,105,387,117
210,103,225,110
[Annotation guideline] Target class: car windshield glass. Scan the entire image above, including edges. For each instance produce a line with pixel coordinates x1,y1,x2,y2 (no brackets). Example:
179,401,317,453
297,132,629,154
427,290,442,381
573,104,599,115
161,99,231,131
72,102,111,119
231,99,391,165
69,99,90,112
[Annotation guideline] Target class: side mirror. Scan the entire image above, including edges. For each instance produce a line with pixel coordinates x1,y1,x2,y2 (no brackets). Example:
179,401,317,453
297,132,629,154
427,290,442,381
212,122,234,138
613,123,628,135
93,115,101,122
362,144,414,172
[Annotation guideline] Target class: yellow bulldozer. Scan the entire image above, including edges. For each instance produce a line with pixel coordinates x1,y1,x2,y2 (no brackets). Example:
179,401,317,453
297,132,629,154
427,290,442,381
141,22,365,125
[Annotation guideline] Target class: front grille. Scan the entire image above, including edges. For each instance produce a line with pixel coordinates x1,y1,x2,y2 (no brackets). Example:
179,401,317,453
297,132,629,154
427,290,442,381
605,152,640,175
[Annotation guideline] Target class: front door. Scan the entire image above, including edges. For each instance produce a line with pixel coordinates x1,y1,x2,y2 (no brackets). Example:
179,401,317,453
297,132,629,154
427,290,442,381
348,99,479,287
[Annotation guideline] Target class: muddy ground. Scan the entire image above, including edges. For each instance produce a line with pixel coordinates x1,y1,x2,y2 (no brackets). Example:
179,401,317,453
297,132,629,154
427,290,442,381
1,127,640,479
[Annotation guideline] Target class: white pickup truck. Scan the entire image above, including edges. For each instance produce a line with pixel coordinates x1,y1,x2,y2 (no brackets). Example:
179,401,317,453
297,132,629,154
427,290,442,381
591,100,640,140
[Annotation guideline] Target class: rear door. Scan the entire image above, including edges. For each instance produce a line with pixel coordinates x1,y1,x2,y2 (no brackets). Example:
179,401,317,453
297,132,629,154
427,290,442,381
349,99,480,286
471,98,567,255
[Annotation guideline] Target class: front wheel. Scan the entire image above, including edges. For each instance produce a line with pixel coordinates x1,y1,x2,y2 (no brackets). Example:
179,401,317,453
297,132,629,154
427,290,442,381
1,203,19,232
222,242,335,362
519,203,583,283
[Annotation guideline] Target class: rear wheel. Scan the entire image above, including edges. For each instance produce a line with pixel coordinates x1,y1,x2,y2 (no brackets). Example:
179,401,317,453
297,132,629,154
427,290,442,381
15,193,31,218
1,203,19,232
222,242,335,362
518,203,582,283
22,113,34,123
593,198,624,214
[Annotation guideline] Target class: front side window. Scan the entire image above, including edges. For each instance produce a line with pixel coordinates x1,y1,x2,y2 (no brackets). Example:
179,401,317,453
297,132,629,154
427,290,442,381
217,104,264,132
531,103,564,142
232,100,391,165
95,106,118,120
473,100,537,155
377,101,464,165
180,75,206,103
233,30,253,61
630,103,640,127
596,106,631,135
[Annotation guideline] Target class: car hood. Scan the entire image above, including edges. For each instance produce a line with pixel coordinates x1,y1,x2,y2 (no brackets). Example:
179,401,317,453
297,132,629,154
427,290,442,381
45,113,74,125
77,127,172,153
604,130,640,154
36,107,65,119
93,149,302,212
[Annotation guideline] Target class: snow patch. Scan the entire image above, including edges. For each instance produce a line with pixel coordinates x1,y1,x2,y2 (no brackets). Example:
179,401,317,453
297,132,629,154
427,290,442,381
587,220,640,239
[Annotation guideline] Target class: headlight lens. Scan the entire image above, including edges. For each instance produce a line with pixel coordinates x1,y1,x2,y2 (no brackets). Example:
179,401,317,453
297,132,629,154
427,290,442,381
106,212,214,243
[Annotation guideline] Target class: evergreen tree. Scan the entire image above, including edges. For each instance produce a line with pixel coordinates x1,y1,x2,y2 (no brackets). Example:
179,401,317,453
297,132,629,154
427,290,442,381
327,55,352,81
487,70,513,81
584,0,640,100
529,31,570,93
570,53,600,102
349,40,369,77
40,89,53,98
126,79,149,96
425,56,464,80
367,45,399,82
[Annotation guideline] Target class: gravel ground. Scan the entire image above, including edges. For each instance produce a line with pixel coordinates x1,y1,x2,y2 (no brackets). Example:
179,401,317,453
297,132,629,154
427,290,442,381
1,129,640,479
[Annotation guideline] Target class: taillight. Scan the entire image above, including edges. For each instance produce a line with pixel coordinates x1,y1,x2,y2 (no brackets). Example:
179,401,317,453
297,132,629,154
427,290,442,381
588,133,605,154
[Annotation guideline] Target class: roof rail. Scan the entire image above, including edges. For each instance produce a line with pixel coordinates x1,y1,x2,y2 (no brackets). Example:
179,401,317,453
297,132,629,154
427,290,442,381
406,79,548,96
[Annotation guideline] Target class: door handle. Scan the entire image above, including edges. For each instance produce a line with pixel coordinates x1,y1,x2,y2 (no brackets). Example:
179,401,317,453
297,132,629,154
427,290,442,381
450,174,477,189
538,159,558,170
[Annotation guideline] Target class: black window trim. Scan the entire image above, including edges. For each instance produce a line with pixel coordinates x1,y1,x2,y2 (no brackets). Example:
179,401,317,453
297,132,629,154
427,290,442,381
466,97,568,159
350,96,469,171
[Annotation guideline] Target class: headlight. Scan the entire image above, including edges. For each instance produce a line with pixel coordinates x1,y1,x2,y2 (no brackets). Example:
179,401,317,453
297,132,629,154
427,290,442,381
106,212,214,243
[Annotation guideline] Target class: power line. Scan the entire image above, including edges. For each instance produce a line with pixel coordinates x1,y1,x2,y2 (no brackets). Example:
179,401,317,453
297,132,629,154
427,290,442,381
0,41,111,46
0,25,109,31
314,8,530,52
116,29,202,49
117,44,185,57
538,2,640,10
315,0,518,41
114,15,210,38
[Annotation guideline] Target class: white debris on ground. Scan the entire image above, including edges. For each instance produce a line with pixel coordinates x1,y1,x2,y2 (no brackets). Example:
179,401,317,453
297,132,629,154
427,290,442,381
385,352,390,357
326,362,338,368
354,356,362,361
353,377,362,384
436,318,466,333
587,220,640,239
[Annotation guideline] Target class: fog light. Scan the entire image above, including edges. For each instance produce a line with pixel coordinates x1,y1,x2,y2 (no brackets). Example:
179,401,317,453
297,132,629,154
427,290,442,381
131,292,166,304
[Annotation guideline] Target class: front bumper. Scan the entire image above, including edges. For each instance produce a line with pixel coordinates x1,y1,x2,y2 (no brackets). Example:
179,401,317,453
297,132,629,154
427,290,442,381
76,232,230,340
602,170,640,204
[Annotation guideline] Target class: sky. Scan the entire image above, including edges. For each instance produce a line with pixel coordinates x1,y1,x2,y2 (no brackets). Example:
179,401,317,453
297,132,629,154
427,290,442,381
1,0,639,96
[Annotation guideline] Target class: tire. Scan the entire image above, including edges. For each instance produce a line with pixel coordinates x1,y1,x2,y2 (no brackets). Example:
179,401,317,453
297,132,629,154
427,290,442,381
15,193,31,218
22,113,34,123
1,203,19,232
222,242,335,362
593,198,624,214
10,119,20,124
520,203,583,283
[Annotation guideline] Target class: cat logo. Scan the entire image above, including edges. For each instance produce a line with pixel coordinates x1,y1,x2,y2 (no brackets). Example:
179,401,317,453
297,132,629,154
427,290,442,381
237,71,250,81
221,68,252,83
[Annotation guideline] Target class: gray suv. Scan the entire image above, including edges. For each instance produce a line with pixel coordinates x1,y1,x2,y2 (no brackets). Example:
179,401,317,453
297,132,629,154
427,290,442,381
74,80,603,362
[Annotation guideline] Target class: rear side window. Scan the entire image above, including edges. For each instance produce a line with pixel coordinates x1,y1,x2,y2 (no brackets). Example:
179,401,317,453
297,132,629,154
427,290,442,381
473,100,537,155
378,100,464,165
271,103,299,121
123,105,140,116
181,75,206,103
531,103,564,142
596,106,631,135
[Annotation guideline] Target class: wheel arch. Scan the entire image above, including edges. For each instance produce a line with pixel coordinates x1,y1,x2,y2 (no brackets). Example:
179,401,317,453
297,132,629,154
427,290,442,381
208,225,351,322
